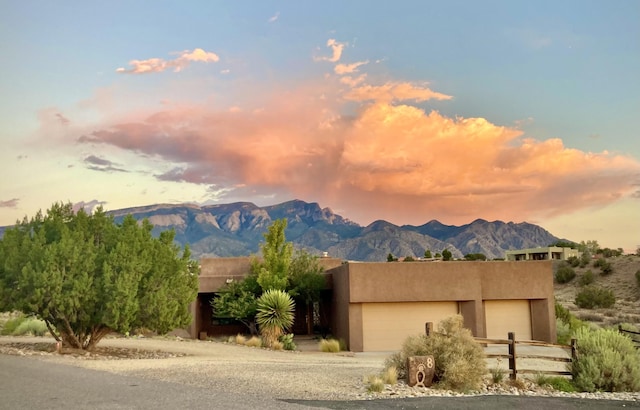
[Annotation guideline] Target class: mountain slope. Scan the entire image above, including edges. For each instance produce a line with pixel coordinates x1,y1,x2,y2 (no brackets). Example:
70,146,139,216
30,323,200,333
102,199,562,261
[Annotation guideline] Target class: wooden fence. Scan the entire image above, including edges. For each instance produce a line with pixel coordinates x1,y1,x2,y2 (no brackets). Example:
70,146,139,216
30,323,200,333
619,325,640,348
474,332,576,380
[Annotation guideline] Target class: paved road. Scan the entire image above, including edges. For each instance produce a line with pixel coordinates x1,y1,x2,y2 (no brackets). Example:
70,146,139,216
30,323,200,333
0,354,312,410
1,354,638,410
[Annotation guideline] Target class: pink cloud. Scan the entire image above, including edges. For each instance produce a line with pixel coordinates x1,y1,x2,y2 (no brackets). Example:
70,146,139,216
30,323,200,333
77,89,640,226
343,82,453,102
334,60,368,75
116,48,219,74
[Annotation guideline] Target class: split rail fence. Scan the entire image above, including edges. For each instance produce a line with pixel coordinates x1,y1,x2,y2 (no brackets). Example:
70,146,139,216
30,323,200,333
619,325,640,349
474,332,576,380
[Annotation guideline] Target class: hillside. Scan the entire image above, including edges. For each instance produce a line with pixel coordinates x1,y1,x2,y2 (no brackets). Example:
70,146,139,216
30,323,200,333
554,255,640,327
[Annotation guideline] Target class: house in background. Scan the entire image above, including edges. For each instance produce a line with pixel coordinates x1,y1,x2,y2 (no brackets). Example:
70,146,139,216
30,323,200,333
190,258,556,352
505,246,580,261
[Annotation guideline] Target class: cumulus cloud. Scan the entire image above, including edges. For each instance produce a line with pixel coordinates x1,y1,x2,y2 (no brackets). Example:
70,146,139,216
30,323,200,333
72,200,107,214
268,12,280,22
0,198,20,208
314,39,345,63
78,90,640,225
116,48,219,74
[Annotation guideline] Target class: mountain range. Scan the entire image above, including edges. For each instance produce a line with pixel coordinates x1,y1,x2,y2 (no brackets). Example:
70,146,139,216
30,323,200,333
102,199,562,261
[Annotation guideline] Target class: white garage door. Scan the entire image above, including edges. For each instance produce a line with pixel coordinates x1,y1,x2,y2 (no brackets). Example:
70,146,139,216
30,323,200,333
361,302,459,351
484,300,532,341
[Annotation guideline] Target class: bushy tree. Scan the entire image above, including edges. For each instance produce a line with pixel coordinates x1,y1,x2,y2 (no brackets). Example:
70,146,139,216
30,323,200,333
464,253,487,261
555,263,576,284
442,249,453,261
575,286,615,309
424,249,432,258
211,275,260,334
255,219,292,291
0,203,198,350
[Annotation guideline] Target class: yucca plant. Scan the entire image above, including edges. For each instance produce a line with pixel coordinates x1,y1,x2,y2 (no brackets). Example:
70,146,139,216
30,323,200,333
255,289,295,348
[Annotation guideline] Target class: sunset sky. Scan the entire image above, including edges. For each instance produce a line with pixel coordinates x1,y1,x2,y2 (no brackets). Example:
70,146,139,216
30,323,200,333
1,1,639,252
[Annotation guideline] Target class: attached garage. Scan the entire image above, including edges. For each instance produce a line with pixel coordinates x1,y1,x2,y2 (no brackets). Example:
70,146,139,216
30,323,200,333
484,300,532,340
360,302,459,351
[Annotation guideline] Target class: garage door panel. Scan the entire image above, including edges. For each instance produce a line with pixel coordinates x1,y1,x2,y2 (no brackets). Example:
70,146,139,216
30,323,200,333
361,302,459,351
484,300,532,340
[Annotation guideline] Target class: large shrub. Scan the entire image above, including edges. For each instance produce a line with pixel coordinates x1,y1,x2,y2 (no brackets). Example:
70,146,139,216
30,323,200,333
575,286,615,309
635,270,640,287
385,315,486,391
555,264,576,284
578,270,595,286
572,327,640,392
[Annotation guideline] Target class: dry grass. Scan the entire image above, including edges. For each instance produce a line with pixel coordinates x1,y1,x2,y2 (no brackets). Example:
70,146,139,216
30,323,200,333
234,334,247,345
319,338,341,353
364,374,384,393
381,366,398,385
554,255,640,327
245,336,262,348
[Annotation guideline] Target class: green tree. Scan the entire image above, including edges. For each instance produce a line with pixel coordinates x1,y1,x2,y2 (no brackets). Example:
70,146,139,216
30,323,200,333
288,249,325,334
442,249,453,261
424,249,432,258
255,289,294,347
0,203,198,350
578,240,600,255
211,275,260,334
255,219,292,291
403,256,415,262
387,253,397,262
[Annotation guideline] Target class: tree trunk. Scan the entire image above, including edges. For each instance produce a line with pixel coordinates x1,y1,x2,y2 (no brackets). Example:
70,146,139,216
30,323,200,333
306,302,313,335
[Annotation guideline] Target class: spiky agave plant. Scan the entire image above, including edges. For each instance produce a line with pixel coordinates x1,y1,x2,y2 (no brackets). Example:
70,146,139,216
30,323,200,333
256,289,295,348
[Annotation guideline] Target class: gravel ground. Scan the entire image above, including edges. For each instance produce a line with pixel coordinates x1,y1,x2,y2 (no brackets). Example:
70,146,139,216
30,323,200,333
1,335,639,403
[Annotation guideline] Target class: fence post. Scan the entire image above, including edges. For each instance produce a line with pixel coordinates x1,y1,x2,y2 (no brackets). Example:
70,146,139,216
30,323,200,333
571,338,577,362
508,332,516,380
425,322,433,337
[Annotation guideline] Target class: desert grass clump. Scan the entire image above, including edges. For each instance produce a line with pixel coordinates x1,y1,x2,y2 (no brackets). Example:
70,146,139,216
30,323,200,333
384,315,486,391
234,334,247,345
13,318,48,336
381,366,398,385
535,374,576,392
270,340,284,350
571,326,640,392
245,336,263,348
319,338,341,352
489,358,506,384
365,375,385,393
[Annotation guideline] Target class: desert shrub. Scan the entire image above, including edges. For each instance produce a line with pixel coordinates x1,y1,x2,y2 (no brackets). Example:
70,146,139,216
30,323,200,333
234,334,247,345
567,256,580,268
593,258,606,268
599,261,614,276
384,315,486,391
555,264,576,284
279,333,296,351
571,327,640,392
489,365,506,384
635,270,640,287
555,303,588,344
508,378,527,390
245,336,262,348
270,340,284,350
13,318,48,336
381,366,398,385
1,314,27,335
579,252,591,268
575,286,615,309
535,374,576,392
578,270,595,286
319,338,341,352
365,375,384,393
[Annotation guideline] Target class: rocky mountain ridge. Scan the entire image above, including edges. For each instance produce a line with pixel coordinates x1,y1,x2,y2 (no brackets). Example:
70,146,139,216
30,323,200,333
105,199,562,261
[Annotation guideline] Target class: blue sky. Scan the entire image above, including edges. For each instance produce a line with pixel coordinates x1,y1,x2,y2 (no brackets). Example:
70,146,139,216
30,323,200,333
1,1,639,252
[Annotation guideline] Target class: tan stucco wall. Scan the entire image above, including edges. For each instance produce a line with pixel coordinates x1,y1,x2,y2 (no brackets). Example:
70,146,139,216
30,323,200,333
329,261,556,351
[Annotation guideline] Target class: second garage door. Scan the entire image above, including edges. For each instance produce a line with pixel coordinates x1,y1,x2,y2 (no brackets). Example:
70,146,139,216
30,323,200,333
484,300,532,340
361,302,459,351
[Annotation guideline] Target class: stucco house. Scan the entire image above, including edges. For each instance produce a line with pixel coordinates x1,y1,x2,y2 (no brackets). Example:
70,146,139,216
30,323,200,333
190,258,556,352
505,246,581,261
